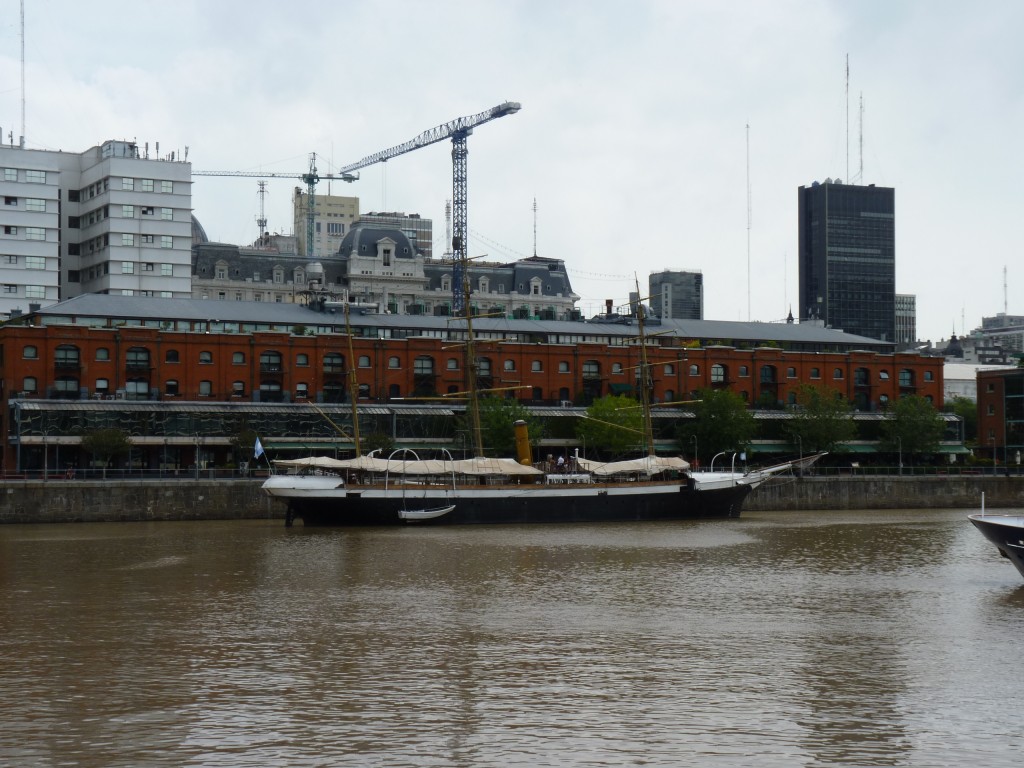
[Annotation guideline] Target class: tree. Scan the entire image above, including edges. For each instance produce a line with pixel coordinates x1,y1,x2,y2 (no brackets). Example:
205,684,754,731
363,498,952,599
576,394,644,458
880,395,945,463
465,397,544,458
230,426,260,466
785,384,856,454
676,388,756,465
362,431,395,457
944,396,977,443
80,428,132,478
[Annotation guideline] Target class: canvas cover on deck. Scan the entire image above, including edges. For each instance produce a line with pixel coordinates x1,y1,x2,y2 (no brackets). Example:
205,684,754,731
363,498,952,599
273,455,542,477
575,455,690,476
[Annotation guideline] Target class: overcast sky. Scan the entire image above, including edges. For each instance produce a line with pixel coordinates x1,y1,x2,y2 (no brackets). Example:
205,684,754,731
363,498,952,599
2,0,1021,342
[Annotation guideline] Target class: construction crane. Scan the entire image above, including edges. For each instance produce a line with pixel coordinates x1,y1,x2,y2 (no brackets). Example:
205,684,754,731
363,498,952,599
193,154,358,258
335,101,521,311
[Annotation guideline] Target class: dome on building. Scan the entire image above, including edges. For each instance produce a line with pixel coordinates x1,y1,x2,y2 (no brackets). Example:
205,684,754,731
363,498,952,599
338,224,420,258
191,215,210,246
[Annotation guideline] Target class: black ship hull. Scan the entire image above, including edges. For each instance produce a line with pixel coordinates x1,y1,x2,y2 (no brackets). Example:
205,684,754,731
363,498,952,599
266,479,753,527
968,514,1024,579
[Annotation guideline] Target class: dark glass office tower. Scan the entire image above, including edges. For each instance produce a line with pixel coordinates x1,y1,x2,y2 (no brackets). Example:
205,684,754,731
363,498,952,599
798,180,895,342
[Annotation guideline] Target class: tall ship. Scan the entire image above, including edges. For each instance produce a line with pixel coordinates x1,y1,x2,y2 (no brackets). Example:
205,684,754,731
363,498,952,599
262,277,814,526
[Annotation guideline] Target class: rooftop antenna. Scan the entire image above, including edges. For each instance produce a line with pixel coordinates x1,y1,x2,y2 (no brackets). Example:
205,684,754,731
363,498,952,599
20,0,26,145
256,180,269,244
858,92,864,183
746,123,751,321
532,197,538,257
845,54,849,183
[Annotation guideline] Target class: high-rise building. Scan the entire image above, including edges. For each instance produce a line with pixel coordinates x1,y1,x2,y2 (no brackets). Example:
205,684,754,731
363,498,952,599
292,190,359,259
649,270,703,320
798,180,895,342
896,293,917,350
0,139,193,318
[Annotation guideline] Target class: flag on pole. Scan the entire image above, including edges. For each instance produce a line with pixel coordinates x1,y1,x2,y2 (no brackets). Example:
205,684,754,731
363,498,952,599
254,437,264,459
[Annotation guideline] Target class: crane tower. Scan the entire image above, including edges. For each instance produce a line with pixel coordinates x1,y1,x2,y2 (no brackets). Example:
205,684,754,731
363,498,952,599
335,101,521,311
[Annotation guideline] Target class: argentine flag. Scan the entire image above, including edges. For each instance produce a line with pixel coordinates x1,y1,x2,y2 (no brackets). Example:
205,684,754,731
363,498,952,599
254,437,265,459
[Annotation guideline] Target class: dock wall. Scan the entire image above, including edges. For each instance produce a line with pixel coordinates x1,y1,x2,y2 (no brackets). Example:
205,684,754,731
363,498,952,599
0,476,1020,524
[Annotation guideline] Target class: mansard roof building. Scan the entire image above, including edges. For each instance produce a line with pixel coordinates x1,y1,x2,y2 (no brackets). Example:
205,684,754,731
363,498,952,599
192,222,580,320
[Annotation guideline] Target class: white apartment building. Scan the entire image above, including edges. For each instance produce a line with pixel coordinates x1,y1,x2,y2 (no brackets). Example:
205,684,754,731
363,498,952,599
0,139,193,318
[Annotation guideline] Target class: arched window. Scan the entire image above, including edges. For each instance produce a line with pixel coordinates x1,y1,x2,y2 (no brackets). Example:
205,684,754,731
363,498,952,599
558,361,570,373
259,381,282,402
389,356,401,369
899,369,914,387
95,347,110,361
414,356,435,375
323,353,343,373
23,376,38,394
165,349,179,363
54,376,80,398
23,345,38,359
358,355,371,368
664,363,675,375
126,347,149,370
689,364,699,376
232,351,245,364
447,358,459,370
95,378,110,396
125,378,148,400
664,389,675,402
199,380,213,396
55,345,80,369
296,353,309,367
164,380,179,396
711,364,726,383
199,351,213,364
232,381,245,397
295,382,309,399
477,357,492,376
582,360,600,378
810,367,821,379
833,368,844,380
760,365,777,383
611,363,623,375
260,350,283,372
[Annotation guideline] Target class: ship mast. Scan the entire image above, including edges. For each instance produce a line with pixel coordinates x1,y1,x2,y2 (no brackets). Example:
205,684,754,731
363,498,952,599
344,303,362,456
634,277,656,457
462,266,485,457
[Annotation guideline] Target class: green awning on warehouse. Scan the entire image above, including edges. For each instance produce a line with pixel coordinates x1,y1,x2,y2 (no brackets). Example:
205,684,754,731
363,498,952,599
609,383,634,394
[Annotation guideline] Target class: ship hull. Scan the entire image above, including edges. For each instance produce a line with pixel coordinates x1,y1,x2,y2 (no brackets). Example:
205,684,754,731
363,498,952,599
968,514,1024,579
263,477,753,526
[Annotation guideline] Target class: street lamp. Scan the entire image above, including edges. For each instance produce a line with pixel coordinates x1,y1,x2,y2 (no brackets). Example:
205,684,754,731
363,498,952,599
990,437,996,476
796,434,803,477
897,436,902,476
690,434,698,470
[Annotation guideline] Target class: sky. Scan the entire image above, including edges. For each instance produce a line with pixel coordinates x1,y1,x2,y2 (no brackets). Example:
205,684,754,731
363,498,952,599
1,0,1021,343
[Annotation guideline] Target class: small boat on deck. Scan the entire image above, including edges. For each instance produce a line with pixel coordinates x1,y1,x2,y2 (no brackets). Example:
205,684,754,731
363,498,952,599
968,495,1024,579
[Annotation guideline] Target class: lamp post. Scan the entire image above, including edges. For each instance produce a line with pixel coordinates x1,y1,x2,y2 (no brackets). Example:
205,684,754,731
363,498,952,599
990,437,996,476
796,434,803,477
897,436,902,476
690,434,698,470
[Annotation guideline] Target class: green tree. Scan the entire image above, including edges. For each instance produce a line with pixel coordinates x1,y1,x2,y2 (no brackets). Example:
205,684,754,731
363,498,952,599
576,394,645,458
80,428,132,478
362,431,395,457
465,397,544,457
677,388,756,465
880,395,945,464
785,384,856,454
944,396,977,443
231,426,260,466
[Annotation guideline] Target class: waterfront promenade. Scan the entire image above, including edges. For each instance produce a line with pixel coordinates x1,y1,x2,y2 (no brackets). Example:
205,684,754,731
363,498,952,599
0,474,1021,524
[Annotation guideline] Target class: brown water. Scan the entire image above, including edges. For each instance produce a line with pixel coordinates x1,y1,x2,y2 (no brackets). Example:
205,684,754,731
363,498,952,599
1,509,1023,767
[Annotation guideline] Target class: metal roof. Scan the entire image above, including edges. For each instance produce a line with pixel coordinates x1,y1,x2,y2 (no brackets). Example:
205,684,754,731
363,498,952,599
32,294,894,348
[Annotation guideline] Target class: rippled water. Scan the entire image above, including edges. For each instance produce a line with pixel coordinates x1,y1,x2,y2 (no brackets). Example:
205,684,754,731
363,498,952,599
2,509,1023,767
